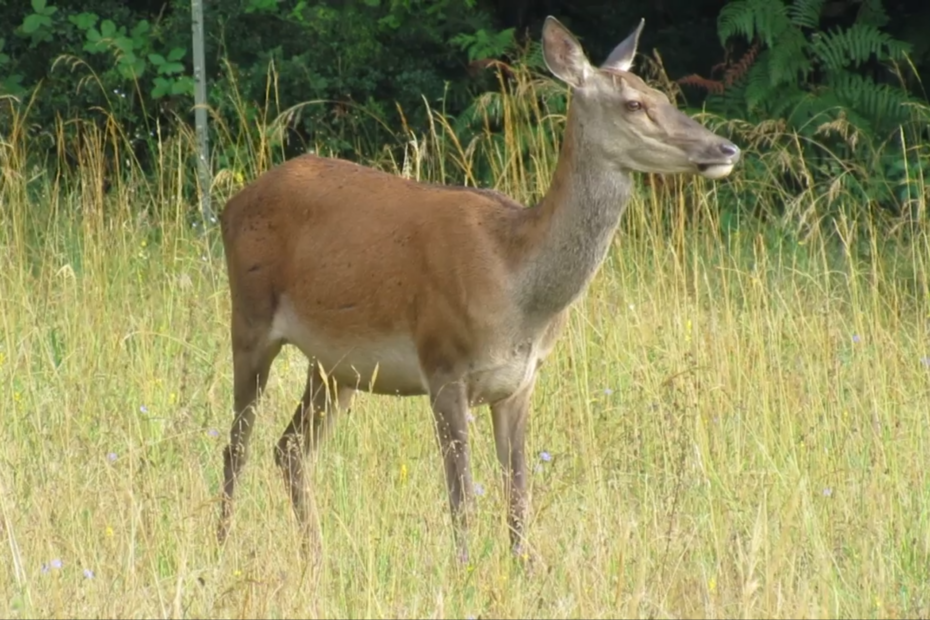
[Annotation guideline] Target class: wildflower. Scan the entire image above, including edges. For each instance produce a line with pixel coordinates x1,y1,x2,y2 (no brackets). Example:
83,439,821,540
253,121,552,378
852,334,861,344
105,525,114,538
604,388,613,396
399,463,408,483
139,405,148,414
822,487,833,497
83,568,94,579
107,452,117,463
708,576,717,593
169,392,177,404
474,483,485,497
42,558,63,573
921,357,930,368
540,451,552,463
207,429,219,438
466,413,475,423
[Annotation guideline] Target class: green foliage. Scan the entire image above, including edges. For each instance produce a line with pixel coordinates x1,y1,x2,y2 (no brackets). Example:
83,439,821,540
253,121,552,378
713,0,916,134
0,0,512,170
695,0,926,217
450,26,515,62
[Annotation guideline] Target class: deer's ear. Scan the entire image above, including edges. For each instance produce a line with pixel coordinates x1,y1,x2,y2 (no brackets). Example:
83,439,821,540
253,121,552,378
601,18,645,72
542,16,592,89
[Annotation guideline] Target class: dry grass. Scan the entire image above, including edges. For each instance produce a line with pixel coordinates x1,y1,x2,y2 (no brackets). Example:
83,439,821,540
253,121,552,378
1,63,929,619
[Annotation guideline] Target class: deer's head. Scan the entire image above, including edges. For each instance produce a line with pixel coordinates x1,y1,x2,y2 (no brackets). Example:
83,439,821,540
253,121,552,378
542,17,740,180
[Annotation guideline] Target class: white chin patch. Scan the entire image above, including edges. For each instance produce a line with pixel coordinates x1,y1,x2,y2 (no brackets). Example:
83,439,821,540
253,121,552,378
698,164,735,180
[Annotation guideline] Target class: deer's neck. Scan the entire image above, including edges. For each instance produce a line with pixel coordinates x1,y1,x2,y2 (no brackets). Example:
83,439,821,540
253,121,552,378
516,110,632,319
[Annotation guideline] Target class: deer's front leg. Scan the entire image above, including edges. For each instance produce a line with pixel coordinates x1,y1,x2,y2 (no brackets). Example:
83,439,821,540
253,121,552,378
490,376,535,559
428,377,474,564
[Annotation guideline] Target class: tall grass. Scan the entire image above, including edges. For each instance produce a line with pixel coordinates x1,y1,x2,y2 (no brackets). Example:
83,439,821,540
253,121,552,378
1,58,929,619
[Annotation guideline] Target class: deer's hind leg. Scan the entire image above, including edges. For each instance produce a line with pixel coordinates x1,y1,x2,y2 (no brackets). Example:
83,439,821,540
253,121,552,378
218,309,282,544
275,363,355,554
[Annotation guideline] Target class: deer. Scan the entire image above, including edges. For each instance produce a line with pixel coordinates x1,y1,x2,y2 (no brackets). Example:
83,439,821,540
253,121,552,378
215,16,740,564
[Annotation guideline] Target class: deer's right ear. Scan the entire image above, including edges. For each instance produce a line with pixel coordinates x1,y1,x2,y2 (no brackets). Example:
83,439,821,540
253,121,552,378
542,16,591,89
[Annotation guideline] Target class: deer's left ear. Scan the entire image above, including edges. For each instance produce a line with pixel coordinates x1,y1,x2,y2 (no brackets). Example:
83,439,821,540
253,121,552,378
601,18,645,72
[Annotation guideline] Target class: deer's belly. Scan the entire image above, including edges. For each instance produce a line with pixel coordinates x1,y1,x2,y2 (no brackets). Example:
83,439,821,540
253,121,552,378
270,297,545,404
270,298,428,396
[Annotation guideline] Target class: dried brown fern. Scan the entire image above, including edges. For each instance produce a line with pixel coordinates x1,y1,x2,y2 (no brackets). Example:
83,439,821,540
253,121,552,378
675,40,762,94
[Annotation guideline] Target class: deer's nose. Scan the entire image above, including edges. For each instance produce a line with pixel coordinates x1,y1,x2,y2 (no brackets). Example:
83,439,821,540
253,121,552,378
719,142,740,159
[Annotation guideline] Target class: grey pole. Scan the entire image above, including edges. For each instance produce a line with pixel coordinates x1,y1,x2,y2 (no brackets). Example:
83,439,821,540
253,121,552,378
191,0,212,224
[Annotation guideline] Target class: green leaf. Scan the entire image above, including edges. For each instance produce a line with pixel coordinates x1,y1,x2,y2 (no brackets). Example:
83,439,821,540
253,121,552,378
118,56,145,79
148,53,166,65
171,76,194,95
167,47,186,62
0,74,25,96
159,61,184,75
22,13,46,34
31,0,46,12
115,36,134,53
0,52,9,65
86,27,100,42
131,20,149,38
68,12,98,30
152,76,170,98
100,19,116,38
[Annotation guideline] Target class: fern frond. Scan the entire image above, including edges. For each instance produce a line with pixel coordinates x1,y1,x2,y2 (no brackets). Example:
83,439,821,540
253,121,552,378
828,72,914,133
743,57,777,112
718,0,791,47
857,0,891,28
766,85,807,119
788,0,825,29
811,23,912,72
767,27,812,86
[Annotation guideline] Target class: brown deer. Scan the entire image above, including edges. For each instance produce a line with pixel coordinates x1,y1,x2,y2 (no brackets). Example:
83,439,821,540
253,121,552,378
215,16,740,563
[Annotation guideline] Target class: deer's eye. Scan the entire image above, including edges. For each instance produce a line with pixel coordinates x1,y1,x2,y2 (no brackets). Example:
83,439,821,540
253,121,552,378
625,100,643,112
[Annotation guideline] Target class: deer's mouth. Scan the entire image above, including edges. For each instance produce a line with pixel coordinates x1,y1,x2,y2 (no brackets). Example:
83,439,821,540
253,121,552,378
696,162,735,180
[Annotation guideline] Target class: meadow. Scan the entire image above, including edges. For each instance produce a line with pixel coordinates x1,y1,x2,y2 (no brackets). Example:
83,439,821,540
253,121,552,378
1,62,929,619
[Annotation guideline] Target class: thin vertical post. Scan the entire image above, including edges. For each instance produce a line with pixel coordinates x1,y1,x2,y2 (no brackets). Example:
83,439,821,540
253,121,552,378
191,0,212,223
